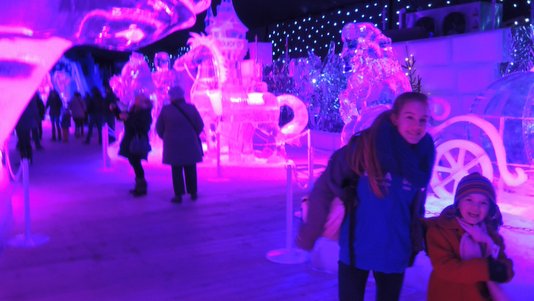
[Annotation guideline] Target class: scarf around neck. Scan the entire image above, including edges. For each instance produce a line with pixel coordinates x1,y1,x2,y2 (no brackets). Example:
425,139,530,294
375,117,435,188
457,217,487,260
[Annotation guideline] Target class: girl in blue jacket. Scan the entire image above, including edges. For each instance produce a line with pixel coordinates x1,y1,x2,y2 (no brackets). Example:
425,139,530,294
297,92,435,301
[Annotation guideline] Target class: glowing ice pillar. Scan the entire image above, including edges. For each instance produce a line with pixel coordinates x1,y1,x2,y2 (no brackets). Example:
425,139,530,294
0,35,72,247
0,162,12,249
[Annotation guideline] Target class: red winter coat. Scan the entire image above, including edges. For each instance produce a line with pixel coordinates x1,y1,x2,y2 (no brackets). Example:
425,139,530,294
424,208,514,301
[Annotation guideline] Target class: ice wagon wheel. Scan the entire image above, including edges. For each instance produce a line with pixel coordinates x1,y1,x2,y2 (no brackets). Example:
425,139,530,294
430,140,493,199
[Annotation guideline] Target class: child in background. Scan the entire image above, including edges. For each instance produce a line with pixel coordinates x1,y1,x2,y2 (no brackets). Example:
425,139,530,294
425,172,514,301
68,92,86,138
61,109,72,143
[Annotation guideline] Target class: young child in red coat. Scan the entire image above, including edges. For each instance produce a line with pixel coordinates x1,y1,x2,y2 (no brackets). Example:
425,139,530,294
425,172,514,301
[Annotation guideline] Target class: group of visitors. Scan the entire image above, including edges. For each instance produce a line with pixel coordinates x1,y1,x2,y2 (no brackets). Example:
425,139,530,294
20,87,118,147
114,86,204,203
15,85,204,204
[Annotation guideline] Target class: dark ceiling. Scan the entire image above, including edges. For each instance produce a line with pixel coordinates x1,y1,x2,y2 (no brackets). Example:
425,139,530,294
234,0,365,28
71,0,528,63
72,0,367,62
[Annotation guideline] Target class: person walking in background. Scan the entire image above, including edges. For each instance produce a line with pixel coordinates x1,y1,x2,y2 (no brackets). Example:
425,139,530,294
156,86,204,204
46,89,63,141
297,92,436,301
15,94,41,160
34,92,45,142
425,172,514,301
114,94,153,197
60,108,72,143
104,85,119,143
29,93,43,150
68,92,86,138
85,87,105,145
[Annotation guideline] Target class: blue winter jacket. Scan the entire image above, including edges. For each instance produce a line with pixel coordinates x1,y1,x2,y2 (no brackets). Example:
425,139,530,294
297,117,435,273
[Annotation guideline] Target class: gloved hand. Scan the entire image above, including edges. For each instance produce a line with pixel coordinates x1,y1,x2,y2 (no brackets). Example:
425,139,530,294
487,256,508,283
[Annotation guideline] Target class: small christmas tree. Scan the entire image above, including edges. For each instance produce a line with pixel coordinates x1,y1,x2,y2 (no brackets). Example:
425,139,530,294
402,47,423,93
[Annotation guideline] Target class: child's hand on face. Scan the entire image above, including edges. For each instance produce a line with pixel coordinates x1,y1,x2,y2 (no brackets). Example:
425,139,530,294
458,218,493,245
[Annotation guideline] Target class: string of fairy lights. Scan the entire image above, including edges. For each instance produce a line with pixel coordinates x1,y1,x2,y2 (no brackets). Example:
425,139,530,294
138,0,531,68
267,0,531,59
142,46,190,71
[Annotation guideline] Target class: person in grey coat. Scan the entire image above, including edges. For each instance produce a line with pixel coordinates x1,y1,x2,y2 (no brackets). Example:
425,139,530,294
156,86,204,204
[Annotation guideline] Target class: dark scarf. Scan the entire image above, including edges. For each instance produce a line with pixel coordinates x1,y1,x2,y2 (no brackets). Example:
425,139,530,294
375,117,435,188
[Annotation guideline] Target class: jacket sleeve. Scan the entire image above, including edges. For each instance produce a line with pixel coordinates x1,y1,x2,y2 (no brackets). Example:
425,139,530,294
426,226,490,283
409,189,428,264
296,143,356,250
491,233,514,282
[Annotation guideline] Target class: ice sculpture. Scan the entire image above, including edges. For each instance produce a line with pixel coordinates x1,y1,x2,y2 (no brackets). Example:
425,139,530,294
470,72,534,166
338,23,411,139
0,0,210,246
430,115,528,199
0,0,210,149
109,52,157,108
152,52,179,110
173,0,308,161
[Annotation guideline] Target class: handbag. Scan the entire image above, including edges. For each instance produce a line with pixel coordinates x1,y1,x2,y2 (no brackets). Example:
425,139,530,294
172,103,204,156
129,134,151,156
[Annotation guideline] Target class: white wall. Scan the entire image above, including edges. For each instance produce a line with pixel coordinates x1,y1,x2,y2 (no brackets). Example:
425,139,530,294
391,28,512,117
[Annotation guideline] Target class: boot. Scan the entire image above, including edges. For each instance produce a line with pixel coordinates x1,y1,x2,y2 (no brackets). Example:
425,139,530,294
130,178,147,197
129,177,143,193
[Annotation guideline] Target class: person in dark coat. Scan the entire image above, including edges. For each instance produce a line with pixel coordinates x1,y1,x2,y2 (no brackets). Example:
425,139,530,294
156,86,204,203
116,94,153,196
68,92,86,138
60,108,72,143
85,87,105,145
104,86,118,143
29,93,43,150
34,93,45,142
15,94,41,159
46,89,63,141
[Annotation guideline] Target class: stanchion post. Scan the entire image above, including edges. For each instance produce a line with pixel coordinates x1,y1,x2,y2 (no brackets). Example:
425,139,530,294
285,161,294,249
216,131,222,177
8,159,48,248
207,129,230,183
102,124,110,168
497,117,505,198
307,129,313,191
22,159,31,240
266,160,308,264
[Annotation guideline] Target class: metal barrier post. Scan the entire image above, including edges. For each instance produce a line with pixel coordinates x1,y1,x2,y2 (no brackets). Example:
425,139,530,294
307,129,314,191
102,124,110,168
266,160,308,264
8,159,49,248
